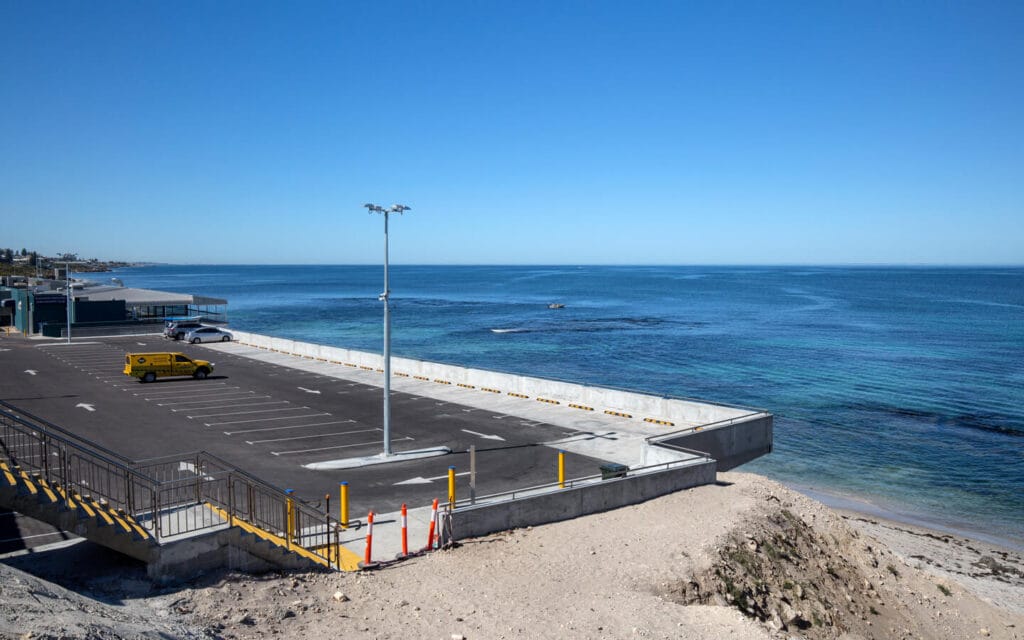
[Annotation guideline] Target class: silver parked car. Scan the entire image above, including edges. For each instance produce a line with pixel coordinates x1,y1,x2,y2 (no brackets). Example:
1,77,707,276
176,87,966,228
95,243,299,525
165,320,203,340
184,326,233,344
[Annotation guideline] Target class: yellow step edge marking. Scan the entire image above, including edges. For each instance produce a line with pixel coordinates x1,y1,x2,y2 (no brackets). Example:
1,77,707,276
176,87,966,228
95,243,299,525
395,372,409,377
568,403,594,411
508,392,529,399
480,387,501,394
55,486,77,511
203,504,358,570
109,513,135,535
128,520,151,540
88,501,115,526
1,468,16,487
434,379,451,385
643,417,676,427
74,495,95,517
457,383,475,389
18,472,38,496
413,375,430,381
309,542,362,572
536,397,559,405
38,484,58,503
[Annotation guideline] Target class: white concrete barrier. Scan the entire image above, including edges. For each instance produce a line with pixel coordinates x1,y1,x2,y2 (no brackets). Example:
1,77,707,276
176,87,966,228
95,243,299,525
230,331,755,426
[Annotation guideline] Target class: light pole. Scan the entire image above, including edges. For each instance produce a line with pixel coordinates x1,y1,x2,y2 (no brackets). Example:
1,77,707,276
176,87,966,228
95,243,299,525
364,203,411,456
63,260,85,343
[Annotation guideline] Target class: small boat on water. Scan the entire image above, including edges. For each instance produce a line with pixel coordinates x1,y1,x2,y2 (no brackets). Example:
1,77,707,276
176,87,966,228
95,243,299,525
547,303,565,309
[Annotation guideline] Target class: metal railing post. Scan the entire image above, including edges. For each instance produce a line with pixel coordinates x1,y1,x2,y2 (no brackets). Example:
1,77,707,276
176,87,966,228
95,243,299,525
227,474,234,527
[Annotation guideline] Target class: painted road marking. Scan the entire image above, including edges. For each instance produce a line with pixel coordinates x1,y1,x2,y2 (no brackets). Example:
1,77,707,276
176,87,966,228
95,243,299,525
171,400,287,412
157,394,264,406
188,406,309,419
136,385,235,397
24,370,37,376
245,427,380,445
76,403,96,412
297,387,321,394
140,388,239,399
270,437,413,456
204,413,331,427
461,429,506,441
223,419,356,436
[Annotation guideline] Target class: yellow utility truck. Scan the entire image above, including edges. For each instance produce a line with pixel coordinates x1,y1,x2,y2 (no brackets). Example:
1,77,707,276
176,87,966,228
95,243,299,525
123,352,214,383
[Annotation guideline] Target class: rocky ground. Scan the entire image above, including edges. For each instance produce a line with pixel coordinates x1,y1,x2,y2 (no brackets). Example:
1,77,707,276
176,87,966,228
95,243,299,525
2,472,1021,639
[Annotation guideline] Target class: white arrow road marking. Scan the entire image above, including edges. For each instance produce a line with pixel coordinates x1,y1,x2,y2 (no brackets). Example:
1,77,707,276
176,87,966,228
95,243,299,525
0,348,10,352
462,429,506,441
137,342,146,345
24,370,37,376
76,403,95,412
394,471,471,486
297,387,321,394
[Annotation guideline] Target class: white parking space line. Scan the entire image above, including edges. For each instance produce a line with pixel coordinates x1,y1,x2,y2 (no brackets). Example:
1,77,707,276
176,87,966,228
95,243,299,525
157,394,265,406
223,419,356,436
0,531,68,543
137,386,238,398
170,400,288,413
245,427,380,445
188,406,309,419
204,413,330,427
270,437,412,456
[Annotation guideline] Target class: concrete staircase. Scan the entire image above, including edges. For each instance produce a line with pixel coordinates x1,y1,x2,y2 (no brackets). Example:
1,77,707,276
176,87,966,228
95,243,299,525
205,503,361,571
0,461,155,562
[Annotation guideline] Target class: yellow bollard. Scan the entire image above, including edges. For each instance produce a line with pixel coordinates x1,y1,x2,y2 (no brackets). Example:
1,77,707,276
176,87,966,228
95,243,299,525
558,450,565,488
285,489,295,545
340,482,349,530
447,466,456,508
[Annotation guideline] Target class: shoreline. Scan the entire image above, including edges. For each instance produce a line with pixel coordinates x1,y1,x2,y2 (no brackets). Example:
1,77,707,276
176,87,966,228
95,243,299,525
785,482,1024,555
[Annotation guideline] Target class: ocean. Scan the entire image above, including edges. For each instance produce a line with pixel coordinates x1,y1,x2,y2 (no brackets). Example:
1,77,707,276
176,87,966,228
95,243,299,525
106,264,1024,547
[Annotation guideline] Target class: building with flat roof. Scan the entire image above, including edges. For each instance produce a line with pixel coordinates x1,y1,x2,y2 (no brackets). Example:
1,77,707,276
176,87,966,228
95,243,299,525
1,279,227,337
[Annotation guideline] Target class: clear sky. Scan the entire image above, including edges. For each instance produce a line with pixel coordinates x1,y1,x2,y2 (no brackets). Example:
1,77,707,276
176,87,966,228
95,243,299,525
2,1,1022,265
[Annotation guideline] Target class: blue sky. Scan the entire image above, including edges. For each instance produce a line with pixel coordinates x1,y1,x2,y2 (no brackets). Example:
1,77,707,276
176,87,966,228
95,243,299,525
2,1,1022,265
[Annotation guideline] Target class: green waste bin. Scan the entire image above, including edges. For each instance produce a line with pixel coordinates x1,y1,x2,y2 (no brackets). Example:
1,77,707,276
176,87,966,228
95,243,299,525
600,463,629,480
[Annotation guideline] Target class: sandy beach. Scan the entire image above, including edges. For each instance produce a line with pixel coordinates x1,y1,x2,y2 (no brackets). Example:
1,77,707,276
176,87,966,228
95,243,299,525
2,471,1021,640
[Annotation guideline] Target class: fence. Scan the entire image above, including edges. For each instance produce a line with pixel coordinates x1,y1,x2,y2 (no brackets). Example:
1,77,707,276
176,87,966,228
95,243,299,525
0,401,343,566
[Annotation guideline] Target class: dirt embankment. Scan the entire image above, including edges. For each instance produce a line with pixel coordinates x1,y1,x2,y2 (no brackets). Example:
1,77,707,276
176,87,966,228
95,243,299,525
2,472,1022,640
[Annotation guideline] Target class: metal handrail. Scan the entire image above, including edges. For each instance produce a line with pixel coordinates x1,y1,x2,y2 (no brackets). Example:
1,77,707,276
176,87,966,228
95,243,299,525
645,410,769,444
453,453,714,509
0,404,342,565
0,399,134,464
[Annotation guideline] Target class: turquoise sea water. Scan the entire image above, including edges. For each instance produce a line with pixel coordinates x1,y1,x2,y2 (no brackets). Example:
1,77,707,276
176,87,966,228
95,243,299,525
109,265,1024,546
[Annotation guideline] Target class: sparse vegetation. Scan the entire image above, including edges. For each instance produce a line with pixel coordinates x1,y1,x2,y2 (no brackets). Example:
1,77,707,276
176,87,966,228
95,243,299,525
887,564,901,578
938,583,952,596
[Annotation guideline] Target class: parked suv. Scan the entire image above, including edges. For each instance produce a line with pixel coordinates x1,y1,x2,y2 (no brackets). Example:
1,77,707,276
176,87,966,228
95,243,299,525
165,320,203,340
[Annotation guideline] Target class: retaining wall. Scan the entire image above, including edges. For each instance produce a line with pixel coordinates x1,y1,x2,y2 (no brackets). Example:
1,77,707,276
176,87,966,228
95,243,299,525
656,415,774,471
448,459,717,541
230,331,754,426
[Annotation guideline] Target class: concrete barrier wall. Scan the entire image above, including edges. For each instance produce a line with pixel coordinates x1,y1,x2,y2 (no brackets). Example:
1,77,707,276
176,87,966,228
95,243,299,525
449,459,717,541
654,415,774,471
230,331,753,425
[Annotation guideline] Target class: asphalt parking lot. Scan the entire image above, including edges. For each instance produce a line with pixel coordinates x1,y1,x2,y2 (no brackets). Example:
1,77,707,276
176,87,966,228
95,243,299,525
1,334,610,538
